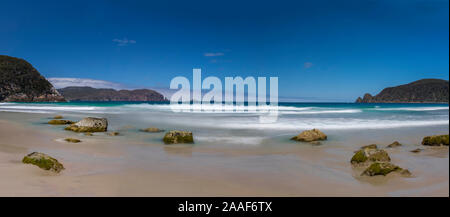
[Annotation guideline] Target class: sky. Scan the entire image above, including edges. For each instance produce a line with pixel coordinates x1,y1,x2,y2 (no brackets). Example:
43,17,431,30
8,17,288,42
0,0,448,102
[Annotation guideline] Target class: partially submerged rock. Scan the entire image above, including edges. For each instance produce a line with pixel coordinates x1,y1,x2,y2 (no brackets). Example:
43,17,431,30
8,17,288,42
361,162,402,176
48,119,74,125
141,127,164,133
108,132,120,136
53,115,63,119
411,148,423,153
163,130,194,144
360,144,378,150
351,146,390,164
291,129,327,142
387,141,402,148
22,152,64,173
65,117,108,132
64,138,81,143
84,132,93,136
421,135,449,146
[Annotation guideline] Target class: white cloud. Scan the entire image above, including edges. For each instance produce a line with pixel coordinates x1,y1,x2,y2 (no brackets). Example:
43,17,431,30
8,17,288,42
204,52,224,57
112,38,137,46
48,78,128,90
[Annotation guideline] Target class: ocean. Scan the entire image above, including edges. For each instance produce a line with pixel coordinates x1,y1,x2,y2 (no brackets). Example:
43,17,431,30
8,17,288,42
0,102,448,147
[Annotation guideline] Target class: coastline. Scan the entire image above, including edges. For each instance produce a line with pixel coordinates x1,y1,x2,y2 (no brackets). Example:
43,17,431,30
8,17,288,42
0,110,448,196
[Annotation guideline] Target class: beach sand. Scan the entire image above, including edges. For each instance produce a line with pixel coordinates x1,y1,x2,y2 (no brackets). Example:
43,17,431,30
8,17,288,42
0,117,448,196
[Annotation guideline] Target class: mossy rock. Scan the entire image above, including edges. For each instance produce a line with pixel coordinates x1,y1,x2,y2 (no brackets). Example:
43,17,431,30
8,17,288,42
22,152,64,173
422,135,449,146
53,115,63,119
361,162,402,176
84,132,93,136
64,138,81,143
351,147,390,164
291,129,327,142
108,132,120,136
163,130,194,144
387,141,402,148
351,150,368,164
140,127,164,133
65,125,107,133
48,119,74,125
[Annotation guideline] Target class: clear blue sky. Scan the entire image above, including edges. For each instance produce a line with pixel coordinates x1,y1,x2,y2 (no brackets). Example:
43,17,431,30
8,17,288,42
1,0,448,101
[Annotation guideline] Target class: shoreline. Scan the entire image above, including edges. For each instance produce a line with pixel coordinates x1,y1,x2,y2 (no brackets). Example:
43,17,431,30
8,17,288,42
0,112,449,196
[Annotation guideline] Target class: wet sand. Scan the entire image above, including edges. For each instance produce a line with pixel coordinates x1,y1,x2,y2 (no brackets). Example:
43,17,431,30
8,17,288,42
0,117,448,196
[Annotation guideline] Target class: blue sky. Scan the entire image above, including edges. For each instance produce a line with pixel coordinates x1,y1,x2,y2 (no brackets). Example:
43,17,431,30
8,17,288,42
1,0,448,101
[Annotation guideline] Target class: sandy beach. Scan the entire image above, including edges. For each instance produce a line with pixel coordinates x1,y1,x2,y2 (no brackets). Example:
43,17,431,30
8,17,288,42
0,109,448,197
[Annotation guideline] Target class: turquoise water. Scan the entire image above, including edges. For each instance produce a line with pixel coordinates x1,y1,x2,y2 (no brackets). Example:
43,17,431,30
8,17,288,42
1,102,448,146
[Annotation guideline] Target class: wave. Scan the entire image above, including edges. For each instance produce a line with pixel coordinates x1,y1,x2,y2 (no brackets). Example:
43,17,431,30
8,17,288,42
372,106,449,111
219,119,450,130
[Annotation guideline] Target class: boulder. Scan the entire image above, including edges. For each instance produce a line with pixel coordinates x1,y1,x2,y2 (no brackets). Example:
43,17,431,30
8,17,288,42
163,130,194,144
360,144,378,150
64,138,81,143
84,132,93,136
351,146,390,164
291,129,327,142
387,141,402,148
361,162,402,176
48,119,74,125
22,152,64,173
53,115,63,119
141,127,164,133
410,148,423,153
65,117,108,132
421,135,449,146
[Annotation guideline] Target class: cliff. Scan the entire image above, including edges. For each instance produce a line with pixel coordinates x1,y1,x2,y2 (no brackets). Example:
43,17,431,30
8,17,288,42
0,55,65,102
356,79,449,103
58,86,167,102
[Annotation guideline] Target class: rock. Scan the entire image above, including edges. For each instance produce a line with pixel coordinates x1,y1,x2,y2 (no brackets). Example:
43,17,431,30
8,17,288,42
141,127,164,133
163,130,194,144
351,146,390,164
360,144,378,150
410,148,423,153
64,138,81,143
22,152,64,173
361,162,402,176
53,115,63,119
84,132,93,136
387,141,402,148
421,135,449,146
108,132,120,136
48,119,74,125
65,117,108,132
291,129,327,142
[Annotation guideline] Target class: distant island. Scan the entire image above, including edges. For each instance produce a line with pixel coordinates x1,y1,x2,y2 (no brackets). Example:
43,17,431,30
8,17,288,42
0,55,65,102
58,86,167,102
356,79,449,103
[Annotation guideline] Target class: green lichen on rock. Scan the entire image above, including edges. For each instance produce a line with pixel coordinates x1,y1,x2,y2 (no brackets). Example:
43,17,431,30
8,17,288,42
163,130,194,144
140,127,164,133
291,129,327,142
22,152,64,173
421,135,449,146
361,162,401,176
350,146,390,164
64,138,81,143
48,119,74,125
351,150,368,164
